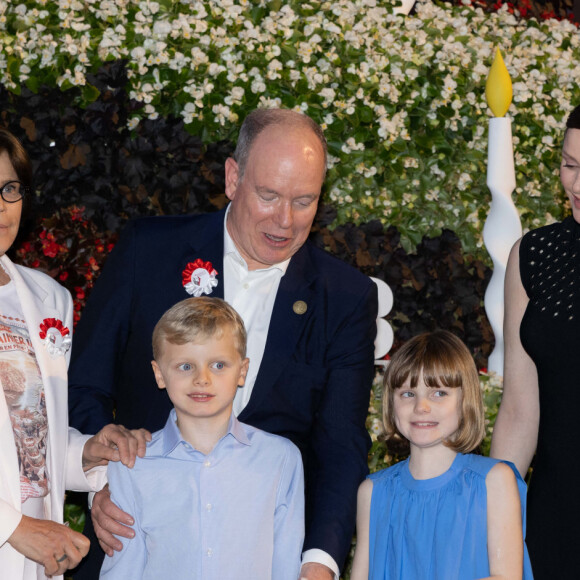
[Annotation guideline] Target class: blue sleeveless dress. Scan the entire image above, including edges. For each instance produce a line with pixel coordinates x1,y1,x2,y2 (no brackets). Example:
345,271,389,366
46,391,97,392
367,453,533,580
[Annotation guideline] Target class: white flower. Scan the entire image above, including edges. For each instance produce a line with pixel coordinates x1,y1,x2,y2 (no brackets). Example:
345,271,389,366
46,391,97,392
542,135,554,147
457,172,472,191
342,137,365,154
251,79,266,94
153,20,171,37
224,85,245,106
131,46,146,60
258,96,282,108
0,0,575,260
266,58,283,79
441,74,457,99
431,164,446,179
319,87,335,107
231,86,244,100
208,62,225,76
140,1,160,15
191,46,209,66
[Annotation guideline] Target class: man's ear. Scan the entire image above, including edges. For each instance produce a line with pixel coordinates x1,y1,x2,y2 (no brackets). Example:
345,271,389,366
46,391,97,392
151,360,166,390
224,157,240,201
238,357,250,387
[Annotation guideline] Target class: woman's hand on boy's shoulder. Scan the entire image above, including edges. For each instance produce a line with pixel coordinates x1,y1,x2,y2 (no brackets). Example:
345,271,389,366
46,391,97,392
82,424,151,471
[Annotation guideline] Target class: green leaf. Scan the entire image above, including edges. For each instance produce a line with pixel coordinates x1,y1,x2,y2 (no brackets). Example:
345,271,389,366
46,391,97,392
81,83,101,104
25,77,40,93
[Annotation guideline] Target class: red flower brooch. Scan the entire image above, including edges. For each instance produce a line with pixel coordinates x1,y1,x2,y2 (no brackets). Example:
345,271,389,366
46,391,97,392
39,318,71,358
182,259,218,297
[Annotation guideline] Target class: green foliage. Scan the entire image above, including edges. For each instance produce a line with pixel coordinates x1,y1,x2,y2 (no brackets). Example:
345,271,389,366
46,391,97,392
479,370,504,456
15,206,118,326
1,0,579,258
64,494,86,533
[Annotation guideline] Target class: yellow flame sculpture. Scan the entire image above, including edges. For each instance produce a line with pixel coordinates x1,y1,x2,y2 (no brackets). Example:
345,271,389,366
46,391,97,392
486,48,512,117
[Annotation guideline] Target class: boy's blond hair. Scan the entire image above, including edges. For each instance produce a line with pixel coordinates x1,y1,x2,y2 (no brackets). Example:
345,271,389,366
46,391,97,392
152,297,247,360
382,330,485,453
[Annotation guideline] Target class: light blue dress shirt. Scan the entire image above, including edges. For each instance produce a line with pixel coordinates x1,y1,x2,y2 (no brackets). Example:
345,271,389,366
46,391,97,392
99,410,304,580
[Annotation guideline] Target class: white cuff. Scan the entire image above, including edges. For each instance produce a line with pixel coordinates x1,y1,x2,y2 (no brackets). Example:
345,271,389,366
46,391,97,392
301,549,339,580
0,502,23,546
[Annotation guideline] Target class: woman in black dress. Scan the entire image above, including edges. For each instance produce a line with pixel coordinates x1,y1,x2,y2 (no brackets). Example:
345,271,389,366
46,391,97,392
491,104,580,578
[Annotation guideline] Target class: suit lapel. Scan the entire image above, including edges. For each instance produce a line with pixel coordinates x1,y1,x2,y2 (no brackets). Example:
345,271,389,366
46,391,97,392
241,244,316,416
182,209,226,300
7,262,66,384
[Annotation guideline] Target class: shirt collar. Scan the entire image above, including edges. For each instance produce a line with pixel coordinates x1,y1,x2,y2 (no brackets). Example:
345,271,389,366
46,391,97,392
223,204,291,274
161,408,251,456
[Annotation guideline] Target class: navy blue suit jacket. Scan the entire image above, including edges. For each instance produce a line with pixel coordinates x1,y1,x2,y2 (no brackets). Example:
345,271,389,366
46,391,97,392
68,207,378,569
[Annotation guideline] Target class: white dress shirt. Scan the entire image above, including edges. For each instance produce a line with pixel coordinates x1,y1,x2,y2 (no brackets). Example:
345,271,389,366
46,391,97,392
223,210,289,417
222,208,340,579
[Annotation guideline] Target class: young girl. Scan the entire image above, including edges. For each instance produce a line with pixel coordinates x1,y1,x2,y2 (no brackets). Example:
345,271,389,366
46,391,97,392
351,330,532,580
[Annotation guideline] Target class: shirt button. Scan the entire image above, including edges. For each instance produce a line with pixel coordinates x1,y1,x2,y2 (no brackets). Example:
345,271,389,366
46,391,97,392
206,548,213,557
243,283,249,290
205,503,212,511
204,460,211,467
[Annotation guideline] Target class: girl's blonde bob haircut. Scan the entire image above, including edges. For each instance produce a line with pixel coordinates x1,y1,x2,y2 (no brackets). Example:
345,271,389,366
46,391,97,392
382,330,485,453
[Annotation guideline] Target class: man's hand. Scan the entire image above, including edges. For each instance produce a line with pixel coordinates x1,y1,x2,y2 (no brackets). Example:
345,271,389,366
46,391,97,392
8,515,90,577
299,562,335,580
91,485,136,556
82,424,151,471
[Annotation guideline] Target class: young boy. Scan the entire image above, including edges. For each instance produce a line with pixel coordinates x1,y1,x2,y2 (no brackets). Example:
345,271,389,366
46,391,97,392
99,297,304,580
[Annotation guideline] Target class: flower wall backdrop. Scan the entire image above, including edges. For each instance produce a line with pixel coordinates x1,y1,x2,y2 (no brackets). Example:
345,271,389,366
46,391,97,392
1,0,579,258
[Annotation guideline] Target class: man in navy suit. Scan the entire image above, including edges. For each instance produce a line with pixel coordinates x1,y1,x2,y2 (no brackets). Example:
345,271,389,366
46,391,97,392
69,109,378,580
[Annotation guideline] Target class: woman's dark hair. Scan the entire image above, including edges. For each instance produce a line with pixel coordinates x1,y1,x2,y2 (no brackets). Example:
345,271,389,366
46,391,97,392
566,105,580,131
0,127,32,186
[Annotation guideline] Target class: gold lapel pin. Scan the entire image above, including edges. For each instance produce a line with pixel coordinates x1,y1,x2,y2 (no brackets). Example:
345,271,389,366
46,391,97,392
293,300,307,315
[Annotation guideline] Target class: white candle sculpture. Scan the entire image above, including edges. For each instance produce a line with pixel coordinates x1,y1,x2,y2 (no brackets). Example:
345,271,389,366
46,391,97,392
483,48,522,375
393,0,416,15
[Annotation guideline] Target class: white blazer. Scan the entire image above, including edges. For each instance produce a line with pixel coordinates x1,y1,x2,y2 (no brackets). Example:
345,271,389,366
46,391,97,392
0,254,104,579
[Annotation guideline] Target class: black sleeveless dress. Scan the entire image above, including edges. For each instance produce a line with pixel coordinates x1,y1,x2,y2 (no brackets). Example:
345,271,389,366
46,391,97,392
519,216,580,578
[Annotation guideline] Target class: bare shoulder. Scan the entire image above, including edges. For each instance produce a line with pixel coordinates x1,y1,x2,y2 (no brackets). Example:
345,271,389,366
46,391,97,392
509,236,523,255
358,478,374,500
505,237,523,277
485,462,518,494
356,478,374,514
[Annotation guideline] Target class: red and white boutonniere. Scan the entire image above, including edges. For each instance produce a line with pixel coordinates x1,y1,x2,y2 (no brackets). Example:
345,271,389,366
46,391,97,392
182,259,218,297
39,318,72,358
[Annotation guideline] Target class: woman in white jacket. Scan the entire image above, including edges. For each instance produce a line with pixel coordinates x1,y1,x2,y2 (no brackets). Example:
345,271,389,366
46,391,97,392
0,127,149,579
